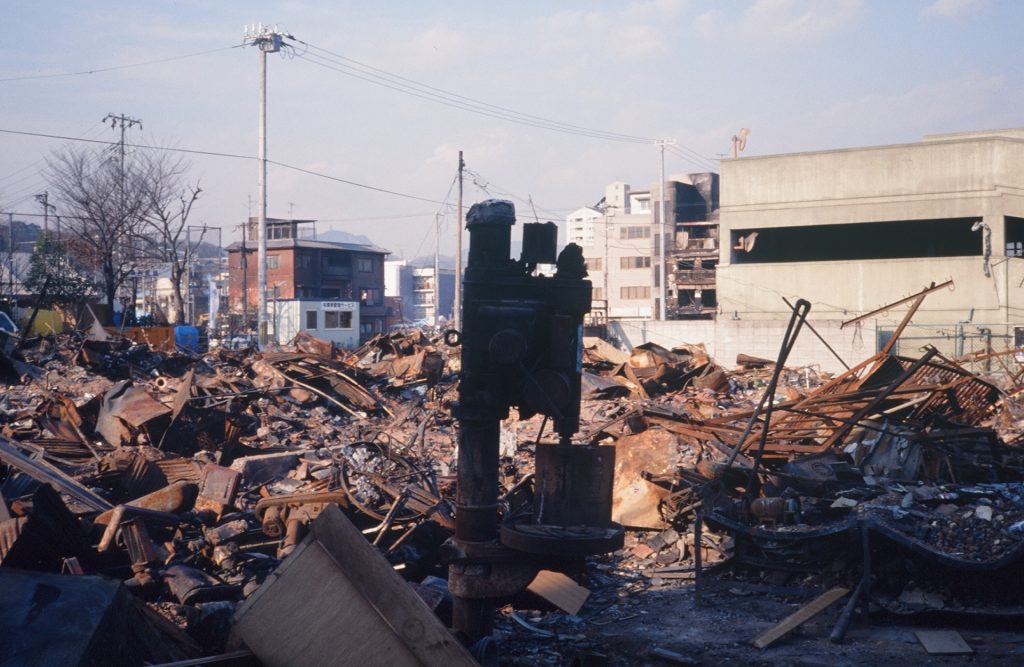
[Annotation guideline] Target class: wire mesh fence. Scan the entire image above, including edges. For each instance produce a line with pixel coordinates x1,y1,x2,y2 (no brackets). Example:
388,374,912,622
877,322,1024,378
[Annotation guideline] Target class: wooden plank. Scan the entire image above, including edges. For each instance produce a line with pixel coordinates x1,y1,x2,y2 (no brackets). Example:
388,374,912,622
915,630,974,655
234,540,420,666
310,504,476,665
752,587,849,649
233,505,476,667
527,570,590,615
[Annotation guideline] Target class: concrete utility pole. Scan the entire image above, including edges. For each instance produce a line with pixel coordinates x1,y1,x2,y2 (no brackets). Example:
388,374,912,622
434,212,441,327
655,139,676,320
243,23,288,347
104,113,143,178
34,191,55,238
454,150,464,331
104,113,142,318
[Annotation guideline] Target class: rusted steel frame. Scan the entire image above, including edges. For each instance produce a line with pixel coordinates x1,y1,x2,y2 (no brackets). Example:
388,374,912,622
254,491,351,521
737,300,812,485
0,437,112,512
840,279,953,330
783,296,850,370
645,417,746,440
772,405,907,438
818,348,939,451
278,361,393,417
880,293,927,356
276,372,366,420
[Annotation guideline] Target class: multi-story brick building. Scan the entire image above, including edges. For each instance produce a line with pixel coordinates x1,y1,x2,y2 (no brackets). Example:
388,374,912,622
226,218,390,341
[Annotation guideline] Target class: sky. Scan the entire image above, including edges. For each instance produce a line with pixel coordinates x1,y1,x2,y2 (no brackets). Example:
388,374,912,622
1,0,1021,261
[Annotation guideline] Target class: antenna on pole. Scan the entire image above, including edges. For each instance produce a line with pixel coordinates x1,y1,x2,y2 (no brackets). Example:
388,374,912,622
731,128,750,159
243,23,291,347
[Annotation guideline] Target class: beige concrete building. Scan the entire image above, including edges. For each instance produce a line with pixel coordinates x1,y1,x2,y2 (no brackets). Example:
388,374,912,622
718,129,1024,331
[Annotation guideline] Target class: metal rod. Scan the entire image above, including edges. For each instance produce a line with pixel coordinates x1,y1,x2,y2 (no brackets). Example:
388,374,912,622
840,279,953,329
783,296,849,370
744,299,811,490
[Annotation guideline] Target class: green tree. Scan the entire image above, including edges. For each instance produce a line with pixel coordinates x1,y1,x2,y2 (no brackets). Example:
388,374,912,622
24,236,95,311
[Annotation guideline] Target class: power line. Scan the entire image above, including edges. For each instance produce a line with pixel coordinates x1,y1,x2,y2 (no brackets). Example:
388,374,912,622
666,145,718,172
0,127,450,205
0,46,238,83
291,41,656,145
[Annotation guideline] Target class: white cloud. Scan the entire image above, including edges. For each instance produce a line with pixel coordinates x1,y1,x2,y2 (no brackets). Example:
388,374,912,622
781,75,1014,152
922,0,991,18
697,0,864,46
534,1,691,64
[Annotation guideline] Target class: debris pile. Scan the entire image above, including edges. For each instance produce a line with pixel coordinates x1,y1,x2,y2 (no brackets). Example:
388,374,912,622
4,313,1024,664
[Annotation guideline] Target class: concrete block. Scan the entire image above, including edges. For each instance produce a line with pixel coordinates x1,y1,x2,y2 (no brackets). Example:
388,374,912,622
230,452,300,486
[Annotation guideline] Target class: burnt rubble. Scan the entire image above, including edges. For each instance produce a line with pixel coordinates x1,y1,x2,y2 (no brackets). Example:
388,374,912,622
3,313,1024,665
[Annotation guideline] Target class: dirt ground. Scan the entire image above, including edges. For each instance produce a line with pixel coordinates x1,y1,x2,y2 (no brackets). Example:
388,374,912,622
497,573,1024,666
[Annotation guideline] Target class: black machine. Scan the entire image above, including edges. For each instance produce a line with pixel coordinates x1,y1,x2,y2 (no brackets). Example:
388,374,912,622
448,200,623,645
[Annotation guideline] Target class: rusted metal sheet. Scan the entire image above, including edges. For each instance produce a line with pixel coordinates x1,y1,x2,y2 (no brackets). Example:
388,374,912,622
96,380,172,447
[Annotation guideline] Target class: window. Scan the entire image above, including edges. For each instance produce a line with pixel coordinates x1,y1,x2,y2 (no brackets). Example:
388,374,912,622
620,286,651,300
585,257,603,271
361,288,382,306
620,226,651,240
592,287,604,300
321,288,341,299
413,292,433,305
300,287,317,298
324,311,352,329
298,254,313,269
413,276,433,290
267,255,280,269
268,224,294,240
305,311,318,329
360,322,373,334
358,257,373,272
620,256,651,269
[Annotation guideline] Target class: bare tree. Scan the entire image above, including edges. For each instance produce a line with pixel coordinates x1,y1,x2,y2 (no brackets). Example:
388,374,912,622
136,151,202,324
46,146,150,310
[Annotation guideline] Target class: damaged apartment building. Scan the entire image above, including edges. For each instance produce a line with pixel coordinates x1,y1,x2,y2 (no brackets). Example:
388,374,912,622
566,173,719,323
718,128,1024,355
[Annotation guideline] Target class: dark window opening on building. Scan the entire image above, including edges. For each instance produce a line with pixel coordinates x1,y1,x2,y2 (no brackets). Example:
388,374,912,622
361,288,382,306
677,288,717,310
305,310,317,329
324,311,352,329
731,218,983,264
1005,217,1024,257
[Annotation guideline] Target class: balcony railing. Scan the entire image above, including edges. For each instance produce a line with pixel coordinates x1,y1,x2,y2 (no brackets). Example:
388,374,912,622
673,269,716,284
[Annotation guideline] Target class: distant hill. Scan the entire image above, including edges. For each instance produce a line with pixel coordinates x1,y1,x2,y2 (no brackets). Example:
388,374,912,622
318,229,376,246
0,220,41,250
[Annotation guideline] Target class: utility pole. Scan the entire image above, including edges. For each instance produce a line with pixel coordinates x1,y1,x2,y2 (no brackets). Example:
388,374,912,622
237,224,250,330
654,139,676,321
7,212,13,302
244,23,288,347
454,150,464,331
34,192,54,238
104,113,142,317
104,113,143,179
434,212,441,327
